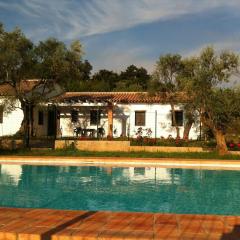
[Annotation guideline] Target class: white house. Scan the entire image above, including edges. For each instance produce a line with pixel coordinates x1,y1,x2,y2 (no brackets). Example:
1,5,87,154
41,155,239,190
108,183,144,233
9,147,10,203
53,92,199,139
0,83,200,139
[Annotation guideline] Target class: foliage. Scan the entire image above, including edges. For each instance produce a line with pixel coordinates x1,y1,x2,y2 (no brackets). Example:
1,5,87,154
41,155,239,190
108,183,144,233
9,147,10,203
65,60,93,91
130,138,214,147
0,26,35,101
0,25,88,105
118,65,150,91
91,70,119,91
205,88,240,133
152,54,183,93
89,65,151,92
34,38,91,92
0,23,89,146
151,54,184,138
180,47,239,154
0,23,152,95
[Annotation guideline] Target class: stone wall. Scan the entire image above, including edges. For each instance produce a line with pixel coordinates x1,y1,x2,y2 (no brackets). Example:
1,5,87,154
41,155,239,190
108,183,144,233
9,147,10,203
55,140,204,153
0,139,24,150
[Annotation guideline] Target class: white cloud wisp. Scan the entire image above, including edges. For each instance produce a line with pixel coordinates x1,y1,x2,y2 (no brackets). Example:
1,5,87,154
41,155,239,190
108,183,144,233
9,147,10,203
1,0,240,40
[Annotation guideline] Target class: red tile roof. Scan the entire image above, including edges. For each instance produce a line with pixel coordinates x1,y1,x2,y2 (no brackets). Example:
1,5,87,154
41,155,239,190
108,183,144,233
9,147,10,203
0,81,188,104
57,92,188,104
0,80,40,96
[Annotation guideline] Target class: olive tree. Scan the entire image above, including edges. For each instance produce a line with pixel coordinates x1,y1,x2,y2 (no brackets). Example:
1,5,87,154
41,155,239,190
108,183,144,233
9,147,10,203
0,24,85,146
181,47,239,154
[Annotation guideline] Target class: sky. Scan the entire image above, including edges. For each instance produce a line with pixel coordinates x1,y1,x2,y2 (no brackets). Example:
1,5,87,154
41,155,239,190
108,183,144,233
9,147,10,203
0,0,240,73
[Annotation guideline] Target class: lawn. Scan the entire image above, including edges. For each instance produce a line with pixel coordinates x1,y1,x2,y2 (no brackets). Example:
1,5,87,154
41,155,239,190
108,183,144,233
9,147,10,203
0,148,240,160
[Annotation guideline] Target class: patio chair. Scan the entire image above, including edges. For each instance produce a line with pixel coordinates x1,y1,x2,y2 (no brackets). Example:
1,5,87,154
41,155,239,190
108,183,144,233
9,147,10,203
74,127,83,137
97,127,105,138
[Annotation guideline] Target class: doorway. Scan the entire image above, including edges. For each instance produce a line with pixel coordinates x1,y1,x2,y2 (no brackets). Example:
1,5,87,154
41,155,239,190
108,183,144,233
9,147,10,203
47,108,57,137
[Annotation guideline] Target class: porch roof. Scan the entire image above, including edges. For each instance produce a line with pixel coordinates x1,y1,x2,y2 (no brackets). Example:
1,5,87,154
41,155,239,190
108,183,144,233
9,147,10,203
55,92,188,104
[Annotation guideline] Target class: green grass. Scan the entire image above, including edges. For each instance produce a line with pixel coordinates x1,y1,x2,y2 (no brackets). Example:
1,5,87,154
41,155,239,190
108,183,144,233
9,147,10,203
0,148,240,160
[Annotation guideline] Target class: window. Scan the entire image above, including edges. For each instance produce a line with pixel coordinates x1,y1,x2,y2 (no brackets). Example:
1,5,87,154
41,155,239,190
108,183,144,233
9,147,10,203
38,111,44,125
90,110,101,125
172,110,183,126
71,110,79,123
0,106,3,124
135,111,146,126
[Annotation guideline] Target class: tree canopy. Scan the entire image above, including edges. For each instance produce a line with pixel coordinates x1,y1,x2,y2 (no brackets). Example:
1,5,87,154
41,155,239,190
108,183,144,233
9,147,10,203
118,65,150,91
0,24,87,145
152,47,240,154
151,54,183,138
181,47,239,154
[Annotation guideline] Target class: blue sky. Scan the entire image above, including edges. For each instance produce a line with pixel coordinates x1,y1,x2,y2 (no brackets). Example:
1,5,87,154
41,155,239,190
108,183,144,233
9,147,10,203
0,0,240,73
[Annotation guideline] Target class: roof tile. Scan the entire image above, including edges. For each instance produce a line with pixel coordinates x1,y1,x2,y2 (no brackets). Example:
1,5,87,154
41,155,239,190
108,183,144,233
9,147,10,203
57,92,188,104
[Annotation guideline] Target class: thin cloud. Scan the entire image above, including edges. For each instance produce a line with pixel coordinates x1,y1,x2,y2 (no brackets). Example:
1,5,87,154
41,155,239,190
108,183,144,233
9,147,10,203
1,0,240,40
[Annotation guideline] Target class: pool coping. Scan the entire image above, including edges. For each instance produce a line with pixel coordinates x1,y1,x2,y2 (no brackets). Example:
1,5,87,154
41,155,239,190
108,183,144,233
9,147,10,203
1,156,240,170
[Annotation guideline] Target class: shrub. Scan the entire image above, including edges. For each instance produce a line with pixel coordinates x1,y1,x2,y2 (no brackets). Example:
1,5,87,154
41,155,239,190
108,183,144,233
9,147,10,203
227,141,240,151
131,138,205,147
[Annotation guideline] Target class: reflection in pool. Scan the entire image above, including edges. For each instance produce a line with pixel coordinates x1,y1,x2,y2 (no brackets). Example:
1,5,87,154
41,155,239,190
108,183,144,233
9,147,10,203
0,164,240,215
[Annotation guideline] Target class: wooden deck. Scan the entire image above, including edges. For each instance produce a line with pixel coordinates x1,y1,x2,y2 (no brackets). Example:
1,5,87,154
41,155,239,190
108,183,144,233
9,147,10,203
0,208,240,239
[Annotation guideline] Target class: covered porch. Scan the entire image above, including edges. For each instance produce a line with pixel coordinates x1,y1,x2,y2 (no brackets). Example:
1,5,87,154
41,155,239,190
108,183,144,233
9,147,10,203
54,92,130,139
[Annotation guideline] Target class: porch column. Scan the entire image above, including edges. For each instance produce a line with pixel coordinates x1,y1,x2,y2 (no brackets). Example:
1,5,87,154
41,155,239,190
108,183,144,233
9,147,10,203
107,104,113,138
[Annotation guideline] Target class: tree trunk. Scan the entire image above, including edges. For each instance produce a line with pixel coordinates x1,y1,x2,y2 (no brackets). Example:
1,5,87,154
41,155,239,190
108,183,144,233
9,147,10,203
183,119,194,140
29,104,34,137
25,104,30,148
201,114,228,155
19,100,30,148
213,128,228,155
170,103,180,138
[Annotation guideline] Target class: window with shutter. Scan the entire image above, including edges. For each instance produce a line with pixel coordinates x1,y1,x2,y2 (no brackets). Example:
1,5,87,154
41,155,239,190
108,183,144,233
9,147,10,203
90,110,101,125
135,111,146,126
71,110,79,123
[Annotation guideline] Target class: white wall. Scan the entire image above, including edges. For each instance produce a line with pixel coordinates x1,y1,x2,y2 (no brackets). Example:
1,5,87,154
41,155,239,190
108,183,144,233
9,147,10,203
59,107,110,137
59,103,199,139
0,99,23,137
126,104,199,139
0,98,200,139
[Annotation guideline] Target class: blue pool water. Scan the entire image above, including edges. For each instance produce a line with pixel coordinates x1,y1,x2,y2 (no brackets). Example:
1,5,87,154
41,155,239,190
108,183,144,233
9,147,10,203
0,164,240,215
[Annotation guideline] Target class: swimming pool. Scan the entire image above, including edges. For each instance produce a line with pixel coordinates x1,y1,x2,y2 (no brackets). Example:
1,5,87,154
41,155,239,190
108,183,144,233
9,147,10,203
0,164,240,215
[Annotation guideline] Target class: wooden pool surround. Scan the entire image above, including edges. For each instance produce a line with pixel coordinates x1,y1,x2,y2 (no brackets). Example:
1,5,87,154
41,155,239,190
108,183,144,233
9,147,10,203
0,208,240,239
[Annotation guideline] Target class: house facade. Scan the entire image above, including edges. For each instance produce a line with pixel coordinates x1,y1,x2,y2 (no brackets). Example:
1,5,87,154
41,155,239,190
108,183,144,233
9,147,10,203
0,99,23,137
0,88,200,139
32,92,200,139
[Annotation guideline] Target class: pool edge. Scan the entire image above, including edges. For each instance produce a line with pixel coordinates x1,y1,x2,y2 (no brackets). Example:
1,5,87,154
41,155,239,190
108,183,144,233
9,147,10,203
0,156,240,170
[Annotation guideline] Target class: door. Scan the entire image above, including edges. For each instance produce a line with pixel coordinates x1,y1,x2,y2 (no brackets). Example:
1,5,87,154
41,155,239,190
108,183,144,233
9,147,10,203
47,108,57,137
